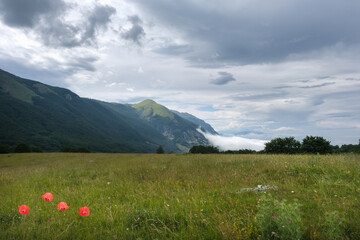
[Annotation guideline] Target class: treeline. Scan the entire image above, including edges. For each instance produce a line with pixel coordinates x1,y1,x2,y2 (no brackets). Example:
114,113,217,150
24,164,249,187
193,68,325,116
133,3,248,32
264,136,359,154
189,136,360,154
0,143,91,154
0,143,43,153
189,145,256,154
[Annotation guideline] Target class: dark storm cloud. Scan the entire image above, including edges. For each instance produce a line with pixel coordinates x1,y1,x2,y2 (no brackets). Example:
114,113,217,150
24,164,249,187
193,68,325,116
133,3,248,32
39,4,116,48
0,0,66,28
0,0,116,48
121,15,145,45
210,72,235,85
131,0,360,66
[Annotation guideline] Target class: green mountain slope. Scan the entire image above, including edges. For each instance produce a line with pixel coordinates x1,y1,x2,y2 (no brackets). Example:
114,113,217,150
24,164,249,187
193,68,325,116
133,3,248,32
0,69,166,152
0,69,213,153
133,100,209,152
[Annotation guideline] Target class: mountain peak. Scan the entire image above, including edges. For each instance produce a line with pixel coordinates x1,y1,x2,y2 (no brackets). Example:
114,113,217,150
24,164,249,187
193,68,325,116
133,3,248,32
133,99,175,119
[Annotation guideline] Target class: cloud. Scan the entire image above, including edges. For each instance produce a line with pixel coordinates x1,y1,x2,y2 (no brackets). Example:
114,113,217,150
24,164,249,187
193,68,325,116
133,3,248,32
0,0,66,28
39,4,116,48
155,44,193,55
230,92,286,101
198,129,267,151
131,0,360,66
0,1,116,48
121,15,145,45
274,127,296,131
210,72,235,85
299,82,336,89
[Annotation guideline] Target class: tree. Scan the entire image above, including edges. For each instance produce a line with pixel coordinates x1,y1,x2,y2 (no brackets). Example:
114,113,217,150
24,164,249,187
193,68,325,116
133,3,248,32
0,144,11,154
14,143,31,153
156,146,164,154
264,137,301,154
189,145,219,154
301,136,332,154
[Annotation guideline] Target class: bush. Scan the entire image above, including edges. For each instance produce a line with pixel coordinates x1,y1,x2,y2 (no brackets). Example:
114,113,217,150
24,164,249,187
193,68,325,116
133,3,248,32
31,146,43,153
0,144,11,154
301,136,332,154
14,143,31,153
264,137,301,154
256,194,303,239
189,145,219,154
156,146,164,154
60,147,91,153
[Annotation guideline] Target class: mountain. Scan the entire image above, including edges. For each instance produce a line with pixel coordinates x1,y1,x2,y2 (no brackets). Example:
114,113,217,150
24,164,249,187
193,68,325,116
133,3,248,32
0,69,211,153
132,100,209,152
171,110,218,135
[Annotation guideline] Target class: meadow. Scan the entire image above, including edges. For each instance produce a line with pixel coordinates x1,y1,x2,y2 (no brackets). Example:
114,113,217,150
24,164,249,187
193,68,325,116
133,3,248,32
0,153,359,239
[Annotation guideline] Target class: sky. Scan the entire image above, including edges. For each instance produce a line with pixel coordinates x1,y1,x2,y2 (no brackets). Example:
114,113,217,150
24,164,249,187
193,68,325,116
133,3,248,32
0,0,359,148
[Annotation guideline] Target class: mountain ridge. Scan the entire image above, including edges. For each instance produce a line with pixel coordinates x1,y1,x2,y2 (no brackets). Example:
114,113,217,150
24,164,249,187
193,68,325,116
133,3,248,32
0,68,216,153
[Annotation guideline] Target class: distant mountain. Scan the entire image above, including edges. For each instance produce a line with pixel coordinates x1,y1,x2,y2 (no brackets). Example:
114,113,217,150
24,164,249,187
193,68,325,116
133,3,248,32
132,100,209,152
0,69,212,153
171,110,218,135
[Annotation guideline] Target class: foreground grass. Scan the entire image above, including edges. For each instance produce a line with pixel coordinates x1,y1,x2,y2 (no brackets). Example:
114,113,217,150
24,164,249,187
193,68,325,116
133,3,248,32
0,153,359,239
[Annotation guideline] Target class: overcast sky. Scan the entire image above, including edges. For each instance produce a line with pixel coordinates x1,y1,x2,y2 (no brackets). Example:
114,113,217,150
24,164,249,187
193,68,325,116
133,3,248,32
1,0,359,146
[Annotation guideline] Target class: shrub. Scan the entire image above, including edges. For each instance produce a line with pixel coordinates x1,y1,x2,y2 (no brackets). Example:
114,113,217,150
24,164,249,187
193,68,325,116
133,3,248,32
256,194,303,239
189,145,219,154
301,136,332,154
0,144,11,154
264,137,301,154
60,147,91,153
31,146,43,153
14,143,31,153
156,146,164,154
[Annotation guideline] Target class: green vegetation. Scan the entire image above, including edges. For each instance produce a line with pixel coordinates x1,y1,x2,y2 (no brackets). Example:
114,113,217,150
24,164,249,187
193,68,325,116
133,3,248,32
189,145,220,154
264,136,356,154
133,99,176,120
0,69,210,153
156,146,165,154
264,137,301,154
301,136,332,154
1,153,359,239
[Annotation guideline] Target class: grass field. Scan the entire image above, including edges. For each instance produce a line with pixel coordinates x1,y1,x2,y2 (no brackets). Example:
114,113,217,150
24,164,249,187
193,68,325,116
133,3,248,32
0,153,359,239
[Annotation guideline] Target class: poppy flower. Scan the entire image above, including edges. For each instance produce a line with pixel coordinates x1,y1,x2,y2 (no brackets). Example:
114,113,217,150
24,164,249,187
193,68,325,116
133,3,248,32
19,205,30,215
42,192,54,202
58,202,69,211
79,206,90,217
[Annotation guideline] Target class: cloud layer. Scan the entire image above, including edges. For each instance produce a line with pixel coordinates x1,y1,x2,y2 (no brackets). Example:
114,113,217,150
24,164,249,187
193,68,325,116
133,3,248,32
199,129,267,151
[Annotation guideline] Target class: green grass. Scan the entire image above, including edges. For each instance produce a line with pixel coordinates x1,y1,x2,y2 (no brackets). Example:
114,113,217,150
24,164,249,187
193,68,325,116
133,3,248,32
0,153,359,239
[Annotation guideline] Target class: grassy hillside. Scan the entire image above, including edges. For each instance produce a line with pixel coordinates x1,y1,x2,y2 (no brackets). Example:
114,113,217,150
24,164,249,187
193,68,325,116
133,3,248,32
0,153,359,239
1,69,204,153
133,99,177,120
133,100,209,151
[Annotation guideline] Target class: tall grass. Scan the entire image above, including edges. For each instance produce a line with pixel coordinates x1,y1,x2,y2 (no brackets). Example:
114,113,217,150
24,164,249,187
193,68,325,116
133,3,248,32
0,153,359,239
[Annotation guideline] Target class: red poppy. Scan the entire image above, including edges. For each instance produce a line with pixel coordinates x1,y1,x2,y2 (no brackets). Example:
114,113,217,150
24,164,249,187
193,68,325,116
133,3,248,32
79,206,90,217
58,202,69,211
19,205,30,215
42,192,54,202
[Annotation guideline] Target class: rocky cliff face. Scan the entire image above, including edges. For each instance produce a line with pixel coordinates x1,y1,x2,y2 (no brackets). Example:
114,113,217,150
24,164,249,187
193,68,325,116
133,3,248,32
132,100,209,152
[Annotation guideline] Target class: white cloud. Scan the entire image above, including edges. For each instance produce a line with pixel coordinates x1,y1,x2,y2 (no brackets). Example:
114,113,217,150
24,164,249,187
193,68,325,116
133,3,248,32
274,127,296,131
198,129,267,151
